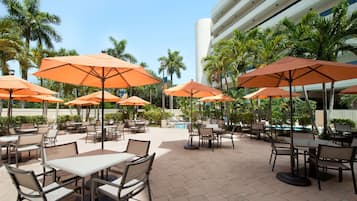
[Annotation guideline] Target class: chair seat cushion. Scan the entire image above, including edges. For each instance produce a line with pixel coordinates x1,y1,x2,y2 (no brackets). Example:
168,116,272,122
17,145,40,152
318,160,350,169
98,177,145,199
25,182,73,201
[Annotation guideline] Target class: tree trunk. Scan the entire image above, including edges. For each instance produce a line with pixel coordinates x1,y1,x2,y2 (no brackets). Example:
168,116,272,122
302,86,318,133
328,82,335,126
322,83,328,134
170,74,173,110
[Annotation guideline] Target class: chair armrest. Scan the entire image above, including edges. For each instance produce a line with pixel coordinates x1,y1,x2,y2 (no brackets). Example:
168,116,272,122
91,177,121,188
42,176,78,194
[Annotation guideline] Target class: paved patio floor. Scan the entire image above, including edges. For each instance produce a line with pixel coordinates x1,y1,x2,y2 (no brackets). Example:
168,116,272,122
0,127,356,201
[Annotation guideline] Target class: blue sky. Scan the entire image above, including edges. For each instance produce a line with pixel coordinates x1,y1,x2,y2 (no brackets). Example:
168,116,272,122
0,0,217,84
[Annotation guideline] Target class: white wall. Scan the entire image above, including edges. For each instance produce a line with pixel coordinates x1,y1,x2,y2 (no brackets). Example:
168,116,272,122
195,18,212,84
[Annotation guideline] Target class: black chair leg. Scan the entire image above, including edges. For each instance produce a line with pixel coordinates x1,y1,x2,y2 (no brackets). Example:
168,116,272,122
339,168,343,182
317,165,321,190
147,180,152,201
269,151,273,164
351,163,357,194
272,154,277,172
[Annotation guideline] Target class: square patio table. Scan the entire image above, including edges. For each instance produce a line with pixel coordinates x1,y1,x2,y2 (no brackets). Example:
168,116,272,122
46,151,135,201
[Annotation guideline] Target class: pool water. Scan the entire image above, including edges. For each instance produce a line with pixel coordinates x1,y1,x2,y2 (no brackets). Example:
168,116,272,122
175,123,187,129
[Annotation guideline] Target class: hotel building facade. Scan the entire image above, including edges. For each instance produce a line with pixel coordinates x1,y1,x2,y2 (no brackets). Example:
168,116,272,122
196,0,357,89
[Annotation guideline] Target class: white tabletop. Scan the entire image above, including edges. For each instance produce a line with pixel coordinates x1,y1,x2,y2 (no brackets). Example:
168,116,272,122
46,152,135,177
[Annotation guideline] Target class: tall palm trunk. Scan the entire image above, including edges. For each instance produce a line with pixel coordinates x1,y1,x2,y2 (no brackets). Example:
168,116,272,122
170,74,173,110
328,82,335,126
302,86,318,133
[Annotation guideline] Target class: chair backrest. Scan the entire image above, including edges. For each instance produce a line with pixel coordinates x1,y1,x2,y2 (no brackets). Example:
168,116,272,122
9,127,16,135
293,132,314,140
43,142,78,162
5,164,44,199
187,124,193,132
318,144,355,161
334,123,352,133
20,123,35,129
46,129,58,138
252,122,265,131
119,153,156,198
126,139,150,158
198,128,213,137
37,127,49,135
87,125,96,132
17,134,43,146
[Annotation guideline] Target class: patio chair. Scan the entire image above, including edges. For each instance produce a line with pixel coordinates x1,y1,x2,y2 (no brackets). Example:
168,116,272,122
187,123,199,146
315,144,356,194
219,126,237,149
269,137,291,171
250,122,265,140
43,129,58,146
42,142,79,186
198,127,217,151
110,139,151,174
330,123,353,146
91,153,156,201
293,132,315,174
5,164,78,201
85,125,100,143
113,123,125,141
9,134,43,167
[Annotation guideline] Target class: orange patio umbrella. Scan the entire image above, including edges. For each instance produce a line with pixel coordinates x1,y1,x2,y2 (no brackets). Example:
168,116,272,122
164,80,221,118
199,94,234,102
13,95,63,103
118,96,150,120
238,56,357,186
34,53,160,149
243,87,299,99
164,80,221,121
64,99,99,106
165,80,221,149
0,75,56,121
340,85,357,94
77,91,121,102
243,87,300,123
118,96,150,106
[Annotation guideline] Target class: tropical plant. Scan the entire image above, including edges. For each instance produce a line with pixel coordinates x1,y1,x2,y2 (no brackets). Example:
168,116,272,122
158,49,186,87
105,36,137,63
0,18,22,75
2,0,62,79
280,0,357,132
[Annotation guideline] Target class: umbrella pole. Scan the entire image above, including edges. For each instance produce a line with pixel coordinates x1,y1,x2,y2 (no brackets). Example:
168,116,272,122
276,70,311,186
8,90,13,128
101,71,105,150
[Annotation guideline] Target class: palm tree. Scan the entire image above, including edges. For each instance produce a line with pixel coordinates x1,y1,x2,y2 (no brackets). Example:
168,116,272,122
280,0,357,133
2,0,62,79
0,18,22,75
105,36,137,63
158,49,186,109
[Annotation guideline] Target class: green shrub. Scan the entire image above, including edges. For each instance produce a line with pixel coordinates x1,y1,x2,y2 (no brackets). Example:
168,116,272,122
143,107,171,125
331,118,356,128
104,112,124,122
